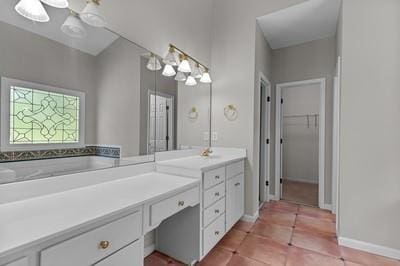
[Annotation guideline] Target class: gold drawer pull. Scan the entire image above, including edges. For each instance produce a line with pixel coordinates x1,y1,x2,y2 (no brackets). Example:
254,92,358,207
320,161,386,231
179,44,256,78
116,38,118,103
235,182,241,186
178,201,185,206
98,240,110,249
215,175,220,179
214,192,220,197
214,209,220,214
214,231,220,235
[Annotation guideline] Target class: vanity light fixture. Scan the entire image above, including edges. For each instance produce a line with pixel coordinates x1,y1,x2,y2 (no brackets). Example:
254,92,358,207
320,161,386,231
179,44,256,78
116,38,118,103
80,0,107,28
185,75,197,86
146,53,162,71
178,55,192,73
191,63,203,79
200,69,212,83
15,0,50,23
162,64,176,77
163,46,179,66
61,11,87,38
41,0,69,8
175,71,187,82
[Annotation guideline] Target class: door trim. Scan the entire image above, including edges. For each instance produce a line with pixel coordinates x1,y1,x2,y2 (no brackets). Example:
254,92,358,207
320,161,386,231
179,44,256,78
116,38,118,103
258,72,271,204
275,78,326,208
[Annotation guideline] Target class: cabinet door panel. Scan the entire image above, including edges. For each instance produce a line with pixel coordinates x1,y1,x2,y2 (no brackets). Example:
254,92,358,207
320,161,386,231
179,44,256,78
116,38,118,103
95,240,142,266
226,174,244,230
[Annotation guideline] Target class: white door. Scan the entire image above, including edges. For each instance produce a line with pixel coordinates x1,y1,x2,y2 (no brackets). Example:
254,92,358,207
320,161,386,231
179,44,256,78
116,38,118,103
226,174,244,230
148,94,174,153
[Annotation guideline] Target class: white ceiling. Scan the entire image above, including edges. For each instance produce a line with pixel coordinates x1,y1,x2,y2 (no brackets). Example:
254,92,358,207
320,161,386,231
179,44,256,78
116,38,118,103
0,0,119,56
257,0,341,49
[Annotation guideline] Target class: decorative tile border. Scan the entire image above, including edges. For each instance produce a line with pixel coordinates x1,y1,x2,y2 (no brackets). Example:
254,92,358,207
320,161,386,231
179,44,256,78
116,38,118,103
0,145,120,163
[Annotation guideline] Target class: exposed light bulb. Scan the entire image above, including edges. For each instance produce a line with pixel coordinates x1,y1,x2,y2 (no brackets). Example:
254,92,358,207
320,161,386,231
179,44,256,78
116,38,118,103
163,47,179,66
178,55,191,73
80,0,106,27
175,71,186,82
15,0,50,23
200,70,212,83
192,63,203,79
40,0,69,8
162,64,176,77
185,76,197,86
146,54,162,71
61,12,86,38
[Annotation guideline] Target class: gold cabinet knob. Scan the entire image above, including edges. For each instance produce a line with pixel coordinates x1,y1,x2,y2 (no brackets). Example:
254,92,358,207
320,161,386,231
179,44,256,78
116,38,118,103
178,201,185,206
99,240,110,249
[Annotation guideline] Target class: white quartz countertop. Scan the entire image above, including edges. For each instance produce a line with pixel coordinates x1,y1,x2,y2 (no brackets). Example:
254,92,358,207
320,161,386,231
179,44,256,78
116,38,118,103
156,153,246,171
0,172,199,257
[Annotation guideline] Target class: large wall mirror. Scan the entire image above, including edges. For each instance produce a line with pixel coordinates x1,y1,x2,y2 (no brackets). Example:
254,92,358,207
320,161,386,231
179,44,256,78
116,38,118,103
0,1,211,184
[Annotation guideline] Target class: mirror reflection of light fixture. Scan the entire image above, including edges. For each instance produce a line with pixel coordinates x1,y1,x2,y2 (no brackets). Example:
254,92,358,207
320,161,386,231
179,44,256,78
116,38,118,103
191,63,203,79
15,0,50,22
178,55,191,73
80,0,106,28
41,0,69,8
175,71,186,82
147,53,162,71
200,69,212,83
185,75,197,86
163,46,179,66
162,64,176,77
61,11,86,38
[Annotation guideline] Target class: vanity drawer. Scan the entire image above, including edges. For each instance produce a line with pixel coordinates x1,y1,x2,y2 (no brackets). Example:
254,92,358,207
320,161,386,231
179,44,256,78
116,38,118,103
203,167,225,190
150,186,199,227
203,214,225,256
95,240,142,266
203,182,225,208
41,211,142,266
226,160,244,179
203,197,225,227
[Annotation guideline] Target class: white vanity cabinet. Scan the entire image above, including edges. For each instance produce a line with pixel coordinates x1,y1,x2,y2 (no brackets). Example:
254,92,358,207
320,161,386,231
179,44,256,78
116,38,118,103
40,211,142,266
156,158,245,264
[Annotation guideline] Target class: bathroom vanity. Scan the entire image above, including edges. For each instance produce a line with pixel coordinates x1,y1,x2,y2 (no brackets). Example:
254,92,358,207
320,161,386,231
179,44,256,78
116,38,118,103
0,149,246,266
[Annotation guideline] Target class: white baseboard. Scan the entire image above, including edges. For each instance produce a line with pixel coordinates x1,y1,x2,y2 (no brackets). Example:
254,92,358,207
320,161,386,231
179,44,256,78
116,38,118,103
268,194,279,201
321,204,332,211
339,237,400,260
144,243,155,258
241,210,259,223
284,177,318,184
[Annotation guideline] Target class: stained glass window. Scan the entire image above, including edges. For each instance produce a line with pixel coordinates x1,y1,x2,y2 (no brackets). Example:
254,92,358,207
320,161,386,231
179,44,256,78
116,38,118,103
9,86,80,144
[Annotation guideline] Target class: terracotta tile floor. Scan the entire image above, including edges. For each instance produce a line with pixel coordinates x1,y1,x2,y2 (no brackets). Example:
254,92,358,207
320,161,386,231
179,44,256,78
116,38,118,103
282,180,318,206
145,201,400,266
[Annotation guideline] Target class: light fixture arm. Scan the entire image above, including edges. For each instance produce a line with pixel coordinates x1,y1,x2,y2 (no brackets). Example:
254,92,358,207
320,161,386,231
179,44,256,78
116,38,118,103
169,44,209,72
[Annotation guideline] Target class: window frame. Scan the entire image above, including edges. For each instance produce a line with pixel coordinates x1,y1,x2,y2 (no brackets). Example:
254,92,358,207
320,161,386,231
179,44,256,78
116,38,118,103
1,77,86,151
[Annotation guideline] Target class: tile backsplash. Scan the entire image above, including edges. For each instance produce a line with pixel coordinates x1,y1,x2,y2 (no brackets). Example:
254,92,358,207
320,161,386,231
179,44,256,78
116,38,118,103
0,145,120,163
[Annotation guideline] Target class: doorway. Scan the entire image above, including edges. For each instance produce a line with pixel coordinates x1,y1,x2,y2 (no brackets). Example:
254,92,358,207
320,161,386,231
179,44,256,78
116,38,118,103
275,78,325,207
148,91,175,153
259,73,271,206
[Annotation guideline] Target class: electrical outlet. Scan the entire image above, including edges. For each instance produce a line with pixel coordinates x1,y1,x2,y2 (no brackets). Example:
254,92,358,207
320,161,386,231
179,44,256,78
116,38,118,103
212,131,218,141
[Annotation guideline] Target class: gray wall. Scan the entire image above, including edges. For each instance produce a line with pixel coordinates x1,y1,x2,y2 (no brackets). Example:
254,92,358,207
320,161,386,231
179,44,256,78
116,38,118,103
282,84,320,183
177,82,210,148
95,38,148,157
139,58,178,155
210,0,306,216
272,36,337,204
0,21,97,143
339,0,400,251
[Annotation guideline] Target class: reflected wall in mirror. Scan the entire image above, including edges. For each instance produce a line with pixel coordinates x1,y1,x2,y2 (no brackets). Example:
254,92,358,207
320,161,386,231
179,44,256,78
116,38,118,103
0,3,157,183
152,52,212,155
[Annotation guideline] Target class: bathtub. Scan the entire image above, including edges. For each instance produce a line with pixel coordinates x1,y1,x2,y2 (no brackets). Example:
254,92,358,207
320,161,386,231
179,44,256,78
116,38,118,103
0,156,118,184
